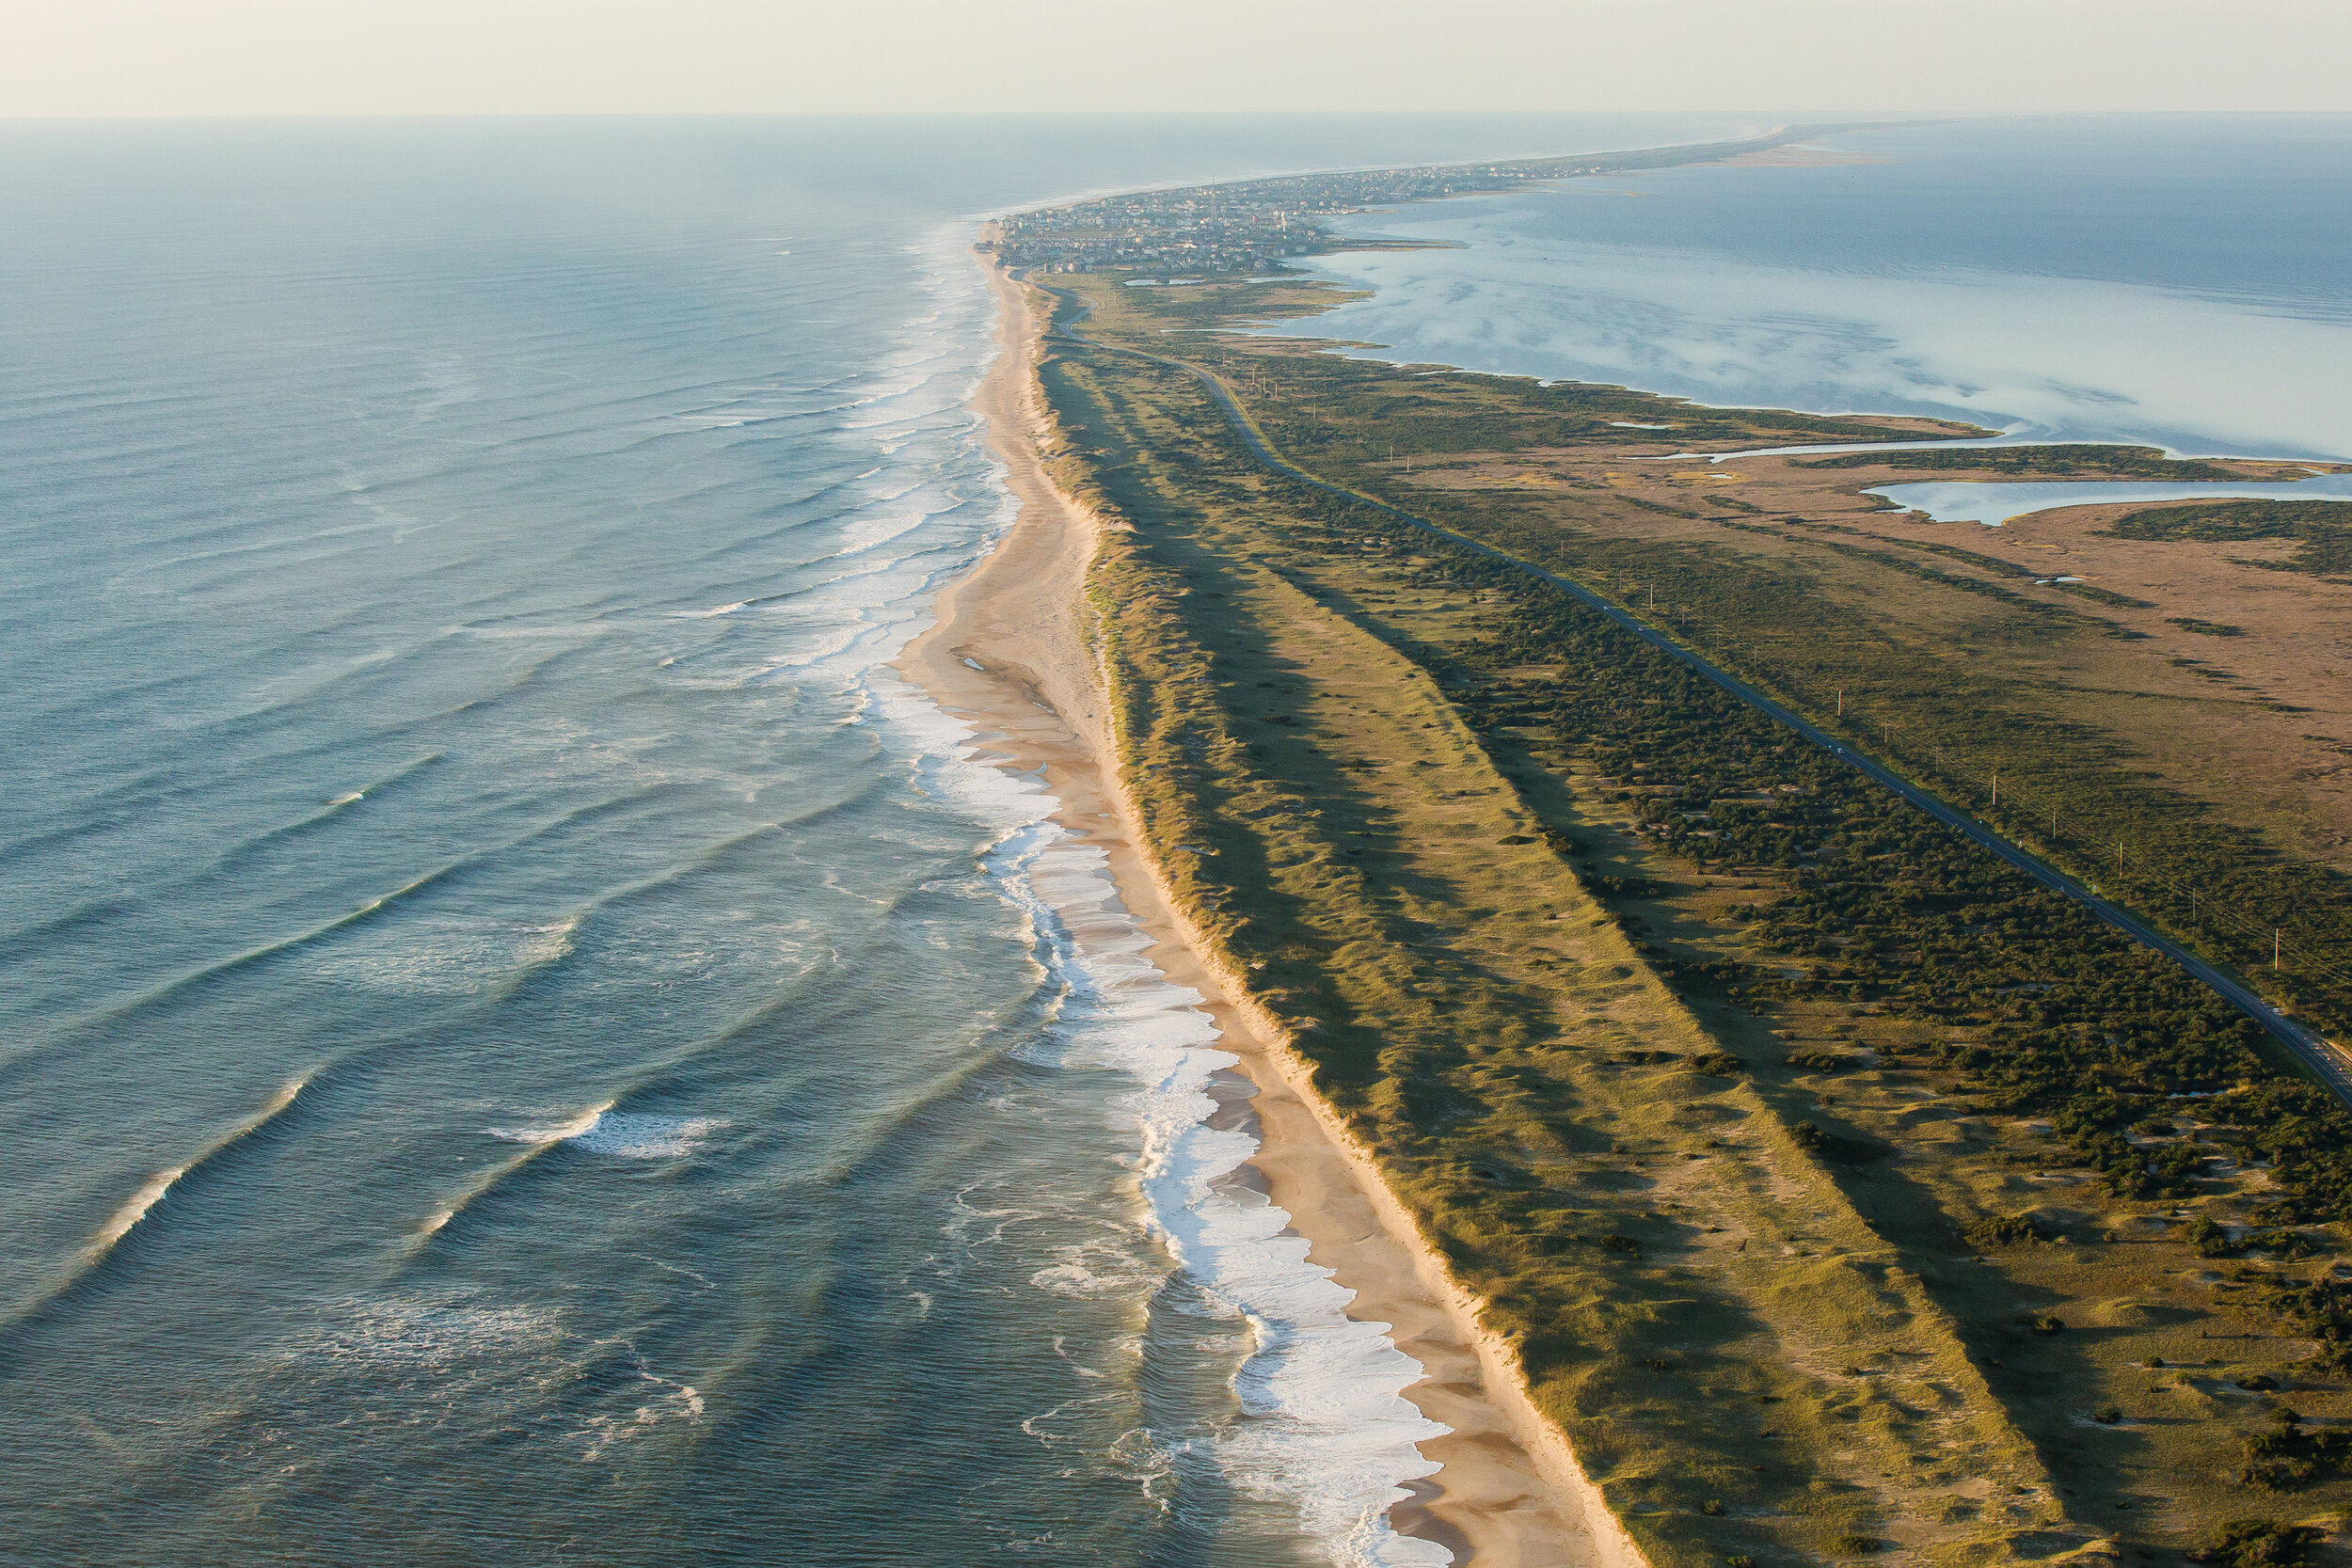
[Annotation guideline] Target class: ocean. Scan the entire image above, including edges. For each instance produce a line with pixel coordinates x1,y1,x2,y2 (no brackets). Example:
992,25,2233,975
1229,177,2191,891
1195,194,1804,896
0,114,1769,1566
12,111,2340,1566
1269,115,2352,464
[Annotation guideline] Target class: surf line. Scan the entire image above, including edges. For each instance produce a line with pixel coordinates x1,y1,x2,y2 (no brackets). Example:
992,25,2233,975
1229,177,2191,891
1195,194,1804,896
84,1071,315,1266
406,1101,617,1254
0,1070,320,1340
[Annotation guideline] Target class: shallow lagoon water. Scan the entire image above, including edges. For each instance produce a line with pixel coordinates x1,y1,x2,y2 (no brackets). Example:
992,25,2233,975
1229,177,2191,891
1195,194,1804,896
1268,116,2352,462
1870,469,2352,527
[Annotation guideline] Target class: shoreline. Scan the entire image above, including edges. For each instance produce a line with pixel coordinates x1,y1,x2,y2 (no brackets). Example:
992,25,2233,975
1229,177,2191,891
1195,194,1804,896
896,259,1643,1567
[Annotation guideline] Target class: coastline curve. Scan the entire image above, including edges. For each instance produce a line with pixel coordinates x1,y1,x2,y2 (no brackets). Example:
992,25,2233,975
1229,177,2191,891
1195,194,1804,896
897,253,1645,1567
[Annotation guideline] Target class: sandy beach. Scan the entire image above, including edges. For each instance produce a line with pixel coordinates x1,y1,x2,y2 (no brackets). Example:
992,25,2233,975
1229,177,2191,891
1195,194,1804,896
897,256,1644,1568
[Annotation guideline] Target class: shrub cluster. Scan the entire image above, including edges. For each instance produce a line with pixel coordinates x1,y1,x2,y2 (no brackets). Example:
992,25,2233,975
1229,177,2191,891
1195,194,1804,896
1306,501,2352,1358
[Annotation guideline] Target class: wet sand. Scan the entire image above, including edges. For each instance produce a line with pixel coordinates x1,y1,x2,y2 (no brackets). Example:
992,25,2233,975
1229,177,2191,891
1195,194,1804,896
895,256,1644,1568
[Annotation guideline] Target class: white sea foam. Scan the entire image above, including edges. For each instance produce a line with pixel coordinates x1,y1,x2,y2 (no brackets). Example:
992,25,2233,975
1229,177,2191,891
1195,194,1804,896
313,1296,565,1371
485,1104,723,1160
577,1377,706,1462
298,1293,702,1463
569,1114,726,1159
1020,827,1451,1564
866,661,1453,1566
514,914,581,969
485,1101,613,1147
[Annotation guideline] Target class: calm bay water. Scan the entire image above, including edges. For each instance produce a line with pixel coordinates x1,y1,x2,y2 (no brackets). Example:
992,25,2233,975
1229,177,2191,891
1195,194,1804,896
0,116,1780,1565
1872,469,2352,526
1275,115,2352,462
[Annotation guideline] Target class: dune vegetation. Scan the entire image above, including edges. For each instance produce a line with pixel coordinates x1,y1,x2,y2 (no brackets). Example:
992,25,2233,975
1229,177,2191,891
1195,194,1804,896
1034,268,2352,1566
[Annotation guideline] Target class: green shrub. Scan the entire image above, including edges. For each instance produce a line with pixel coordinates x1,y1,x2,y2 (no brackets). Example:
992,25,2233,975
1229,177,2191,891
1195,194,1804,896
2189,1519,2326,1568
1791,1120,1887,1164
1962,1214,2042,1249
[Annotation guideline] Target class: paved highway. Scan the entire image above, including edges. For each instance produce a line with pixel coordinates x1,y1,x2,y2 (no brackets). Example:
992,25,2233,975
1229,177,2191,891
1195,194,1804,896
1032,279,2352,1106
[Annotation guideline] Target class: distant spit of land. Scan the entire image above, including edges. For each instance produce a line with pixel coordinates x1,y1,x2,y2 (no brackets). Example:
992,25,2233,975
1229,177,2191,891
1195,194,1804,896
932,130,2352,1568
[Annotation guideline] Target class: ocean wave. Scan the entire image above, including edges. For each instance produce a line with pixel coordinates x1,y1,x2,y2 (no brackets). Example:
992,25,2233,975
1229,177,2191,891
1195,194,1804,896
0,742,423,885
0,752,458,1031
483,1101,614,1148
97,513,417,596
412,1098,614,1246
28,857,474,1044
0,894,139,972
881,656,1454,1565
301,909,583,994
491,1109,728,1161
1,1070,317,1333
417,1101,724,1250
1010,825,1453,1566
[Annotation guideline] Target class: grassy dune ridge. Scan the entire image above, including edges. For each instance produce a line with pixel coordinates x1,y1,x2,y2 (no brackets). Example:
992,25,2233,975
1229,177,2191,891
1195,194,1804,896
1051,340,2058,1567
1090,272,2352,1041
1032,271,2352,1565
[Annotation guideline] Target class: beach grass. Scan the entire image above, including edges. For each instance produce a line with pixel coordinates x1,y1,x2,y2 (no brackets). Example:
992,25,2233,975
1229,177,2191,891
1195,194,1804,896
1036,269,2352,1565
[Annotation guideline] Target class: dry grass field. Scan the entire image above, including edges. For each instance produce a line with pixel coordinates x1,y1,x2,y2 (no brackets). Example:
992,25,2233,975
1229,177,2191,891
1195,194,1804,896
1387,449,2352,874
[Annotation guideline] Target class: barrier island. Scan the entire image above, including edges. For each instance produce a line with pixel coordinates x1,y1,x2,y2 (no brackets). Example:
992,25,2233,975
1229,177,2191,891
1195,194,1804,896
940,133,2352,1567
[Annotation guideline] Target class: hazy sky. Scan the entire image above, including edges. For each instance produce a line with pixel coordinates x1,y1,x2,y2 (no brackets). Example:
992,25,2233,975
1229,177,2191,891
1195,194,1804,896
9,0,2350,118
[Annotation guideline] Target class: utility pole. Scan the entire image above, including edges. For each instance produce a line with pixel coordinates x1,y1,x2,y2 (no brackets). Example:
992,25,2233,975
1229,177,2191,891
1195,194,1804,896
2277,930,2283,971
1836,689,1844,718
1991,771,1998,808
